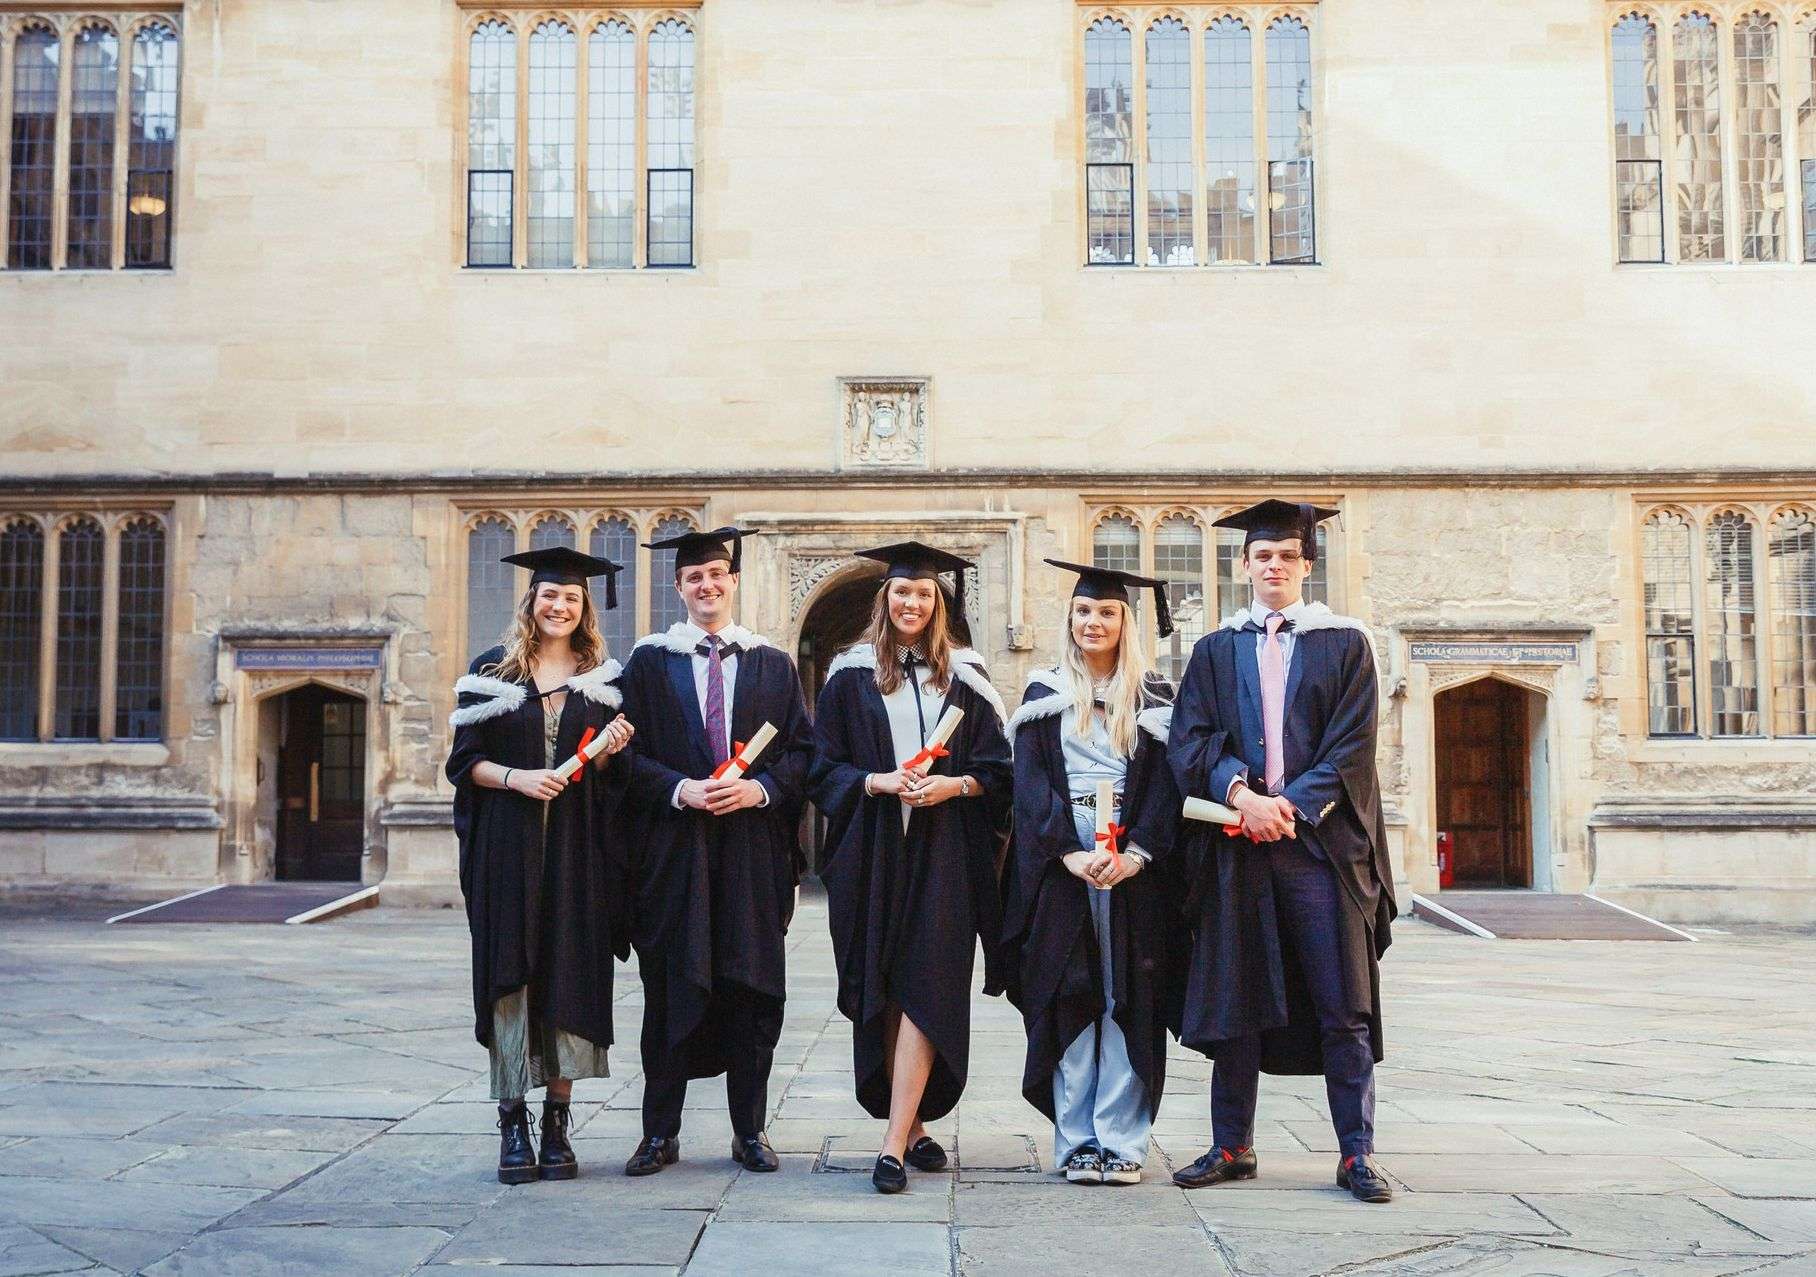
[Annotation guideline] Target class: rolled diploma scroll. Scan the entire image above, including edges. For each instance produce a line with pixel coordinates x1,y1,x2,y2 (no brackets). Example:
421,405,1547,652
1094,779,1122,871
553,721,618,782
1181,796,1243,830
902,705,965,770
711,721,779,781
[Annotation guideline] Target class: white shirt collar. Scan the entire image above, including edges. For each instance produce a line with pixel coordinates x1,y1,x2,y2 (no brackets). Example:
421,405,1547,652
1249,598,1307,629
673,619,749,650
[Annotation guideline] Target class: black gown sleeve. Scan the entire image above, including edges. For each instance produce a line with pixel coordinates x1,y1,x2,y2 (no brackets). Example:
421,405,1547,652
808,671,873,837
751,652,814,812
616,646,691,811
1168,635,1245,803
1011,696,1084,869
1282,629,1380,838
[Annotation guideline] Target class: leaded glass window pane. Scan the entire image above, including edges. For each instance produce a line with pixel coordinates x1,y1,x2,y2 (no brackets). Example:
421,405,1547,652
1266,17,1315,264
1733,14,1784,262
1673,14,1726,261
0,520,43,740
114,517,164,740
649,514,697,633
647,20,695,267
528,21,576,269
1769,508,1816,735
1305,526,1330,606
467,517,517,661
1205,17,1256,265
1146,18,1193,266
1612,15,1664,263
1704,510,1761,737
1643,510,1697,735
588,21,635,270
529,514,576,552
127,23,180,269
1092,513,1143,630
54,519,105,740
67,26,120,270
467,21,516,267
1085,18,1134,265
591,516,637,660
1215,527,1246,622
1154,515,1204,682
1802,24,1816,262
7,26,59,271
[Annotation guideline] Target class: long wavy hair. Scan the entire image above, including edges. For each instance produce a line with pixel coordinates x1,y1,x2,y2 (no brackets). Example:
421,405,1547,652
863,577,956,697
1059,598,1152,758
483,583,608,684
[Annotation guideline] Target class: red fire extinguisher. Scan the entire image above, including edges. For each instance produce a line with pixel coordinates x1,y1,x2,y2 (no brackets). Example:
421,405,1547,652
1436,831,1455,890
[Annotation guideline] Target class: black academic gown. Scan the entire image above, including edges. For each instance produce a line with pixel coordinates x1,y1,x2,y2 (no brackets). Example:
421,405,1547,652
1167,609,1397,1075
615,631,814,1080
1002,671,1184,1124
809,645,1014,1121
446,647,631,1049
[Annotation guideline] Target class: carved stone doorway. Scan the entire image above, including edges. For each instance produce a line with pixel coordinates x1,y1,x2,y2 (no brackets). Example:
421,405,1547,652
1433,676,1550,890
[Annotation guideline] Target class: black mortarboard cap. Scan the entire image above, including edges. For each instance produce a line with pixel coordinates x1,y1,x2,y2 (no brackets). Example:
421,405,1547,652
643,525,753,573
1044,558,1174,639
857,540,973,619
1211,500,1339,559
502,546,625,610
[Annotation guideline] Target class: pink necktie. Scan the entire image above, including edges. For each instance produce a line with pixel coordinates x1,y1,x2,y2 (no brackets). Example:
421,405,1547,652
1261,612,1286,794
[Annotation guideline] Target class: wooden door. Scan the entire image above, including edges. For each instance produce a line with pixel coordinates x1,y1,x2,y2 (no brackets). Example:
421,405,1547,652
1434,678,1530,888
275,685,366,882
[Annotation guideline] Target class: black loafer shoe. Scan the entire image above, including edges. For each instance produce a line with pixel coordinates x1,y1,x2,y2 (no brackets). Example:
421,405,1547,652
538,1100,578,1181
624,1136,680,1177
497,1102,537,1185
1172,1145,1257,1189
904,1136,948,1172
872,1154,908,1194
1337,1154,1393,1203
732,1133,780,1172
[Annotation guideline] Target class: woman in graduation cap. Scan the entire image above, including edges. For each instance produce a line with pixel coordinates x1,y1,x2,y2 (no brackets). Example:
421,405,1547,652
1001,560,1184,1186
808,542,1014,1194
445,546,636,1186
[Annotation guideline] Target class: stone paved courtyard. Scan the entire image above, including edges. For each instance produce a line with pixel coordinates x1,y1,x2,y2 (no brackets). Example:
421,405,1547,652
1,893,1813,1276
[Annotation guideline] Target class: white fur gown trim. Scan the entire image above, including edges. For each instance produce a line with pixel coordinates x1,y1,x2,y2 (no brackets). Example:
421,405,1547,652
824,643,1009,726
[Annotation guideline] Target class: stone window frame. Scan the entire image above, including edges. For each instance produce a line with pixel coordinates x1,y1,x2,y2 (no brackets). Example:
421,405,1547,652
1603,3,1816,266
0,505,171,744
457,501,704,661
455,4,700,271
1635,498,1816,739
0,9,182,272
1074,2,1322,270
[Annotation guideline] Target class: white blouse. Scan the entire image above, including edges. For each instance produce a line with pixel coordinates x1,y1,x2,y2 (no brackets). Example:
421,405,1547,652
879,655,950,832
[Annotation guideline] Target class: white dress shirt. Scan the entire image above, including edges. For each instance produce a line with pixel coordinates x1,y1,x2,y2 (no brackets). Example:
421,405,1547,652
1226,597,1307,805
666,620,768,809
880,652,949,832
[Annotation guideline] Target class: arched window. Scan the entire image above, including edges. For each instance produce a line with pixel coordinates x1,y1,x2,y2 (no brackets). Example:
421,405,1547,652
1769,507,1816,735
1214,526,1246,621
466,516,518,661
0,519,44,740
646,19,695,267
1611,13,1664,263
590,515,637,659
528,20,577,268
1092,513,1142,574
1642,509,1698,735
1204,16,1255,264
1265,16,1315,264
648,513,697,632
1673,13,1726,261
114,517,165,740
7,24,59,271
67,24,121,270
528,513,576,551
1732,12,1784,262
54,518,106,740
1304,525,1330,606
1145,17,1193,266
1154,514,1204,680
127,22,181,269
588,20,636,269
1802,20,1816,262
467,20,517,267
1084,17,1134,265
1704,510,1761,736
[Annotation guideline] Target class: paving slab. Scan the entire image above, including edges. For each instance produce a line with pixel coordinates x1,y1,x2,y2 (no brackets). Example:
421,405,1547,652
958,1223,1227,1275
33,1226,190,1275
140,1225,448,1277
1696,1197,1816,1244
0,1225,93,1277
684,1221,950,1277
437,1200,708,1267
0,1177,261,1234
716,1155,952,1222
1209,1230,1462,1276
1185,1187,1559,1237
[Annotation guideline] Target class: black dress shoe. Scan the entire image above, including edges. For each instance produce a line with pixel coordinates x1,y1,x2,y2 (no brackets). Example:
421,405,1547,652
497,1102,537,1185
624,1136,680,1177
872,1154,907,1194
732,1132,779,1172
903,1136,948,1172
538,1100,577,1181
1172,1145,1257,1189
1337,1154,1393,1203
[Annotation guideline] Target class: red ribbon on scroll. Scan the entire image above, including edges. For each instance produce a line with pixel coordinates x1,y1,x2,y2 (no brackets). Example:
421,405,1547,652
902,742,950,772
712,741,752,781
1095,821,1127,868
564,727,597,784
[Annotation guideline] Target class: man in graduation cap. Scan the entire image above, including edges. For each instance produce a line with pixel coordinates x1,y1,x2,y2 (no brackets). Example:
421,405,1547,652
1165,500,1398,1204
614,527,815,1176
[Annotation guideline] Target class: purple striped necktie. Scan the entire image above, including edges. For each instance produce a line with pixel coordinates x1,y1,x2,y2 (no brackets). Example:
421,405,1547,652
701,634,730,768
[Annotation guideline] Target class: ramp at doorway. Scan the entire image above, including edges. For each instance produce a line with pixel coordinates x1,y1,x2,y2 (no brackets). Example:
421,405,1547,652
1410,891,1694,941
106,883,378,925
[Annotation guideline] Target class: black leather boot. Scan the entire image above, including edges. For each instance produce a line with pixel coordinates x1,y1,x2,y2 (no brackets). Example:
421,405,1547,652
497,1102,537,1185
539,1100,578,1180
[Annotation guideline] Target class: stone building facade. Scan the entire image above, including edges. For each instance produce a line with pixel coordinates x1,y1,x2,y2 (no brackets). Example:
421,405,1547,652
2,0,1813,922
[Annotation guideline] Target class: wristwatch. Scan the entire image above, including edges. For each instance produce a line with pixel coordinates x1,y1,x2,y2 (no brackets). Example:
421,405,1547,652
958,776,973,798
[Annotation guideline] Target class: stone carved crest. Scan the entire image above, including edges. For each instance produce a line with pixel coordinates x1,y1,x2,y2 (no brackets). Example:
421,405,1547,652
840,378,929,470
788,554,851,615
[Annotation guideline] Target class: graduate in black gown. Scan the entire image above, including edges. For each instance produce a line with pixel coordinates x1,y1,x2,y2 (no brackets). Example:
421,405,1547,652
446,546,637,1185
809,543,1012,1194
1002,561,1183,1187
614,528,814,1177
1166,501,1398,1204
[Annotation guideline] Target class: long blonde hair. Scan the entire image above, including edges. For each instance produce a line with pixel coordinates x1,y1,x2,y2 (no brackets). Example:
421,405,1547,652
863,578,956,697
484,583,608,684
1060,598,1152,758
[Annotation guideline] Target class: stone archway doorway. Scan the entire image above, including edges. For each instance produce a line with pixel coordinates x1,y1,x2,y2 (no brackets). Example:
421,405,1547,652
1433,675,1552,890
262,683,367,883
